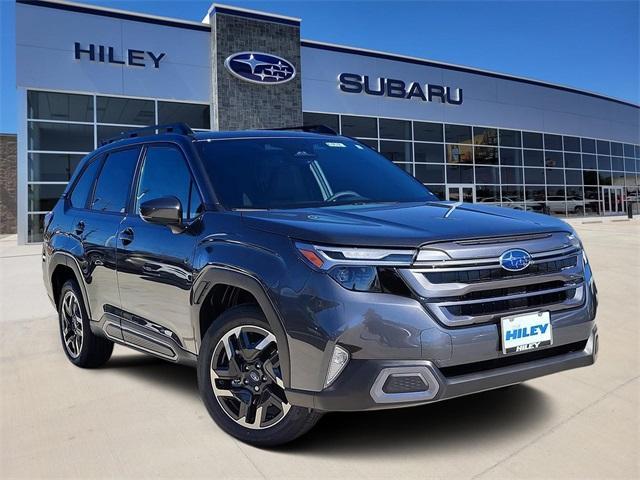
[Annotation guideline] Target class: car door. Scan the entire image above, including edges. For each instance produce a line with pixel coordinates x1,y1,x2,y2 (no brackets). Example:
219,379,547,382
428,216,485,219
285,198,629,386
116,143,204,355
74,146,141,331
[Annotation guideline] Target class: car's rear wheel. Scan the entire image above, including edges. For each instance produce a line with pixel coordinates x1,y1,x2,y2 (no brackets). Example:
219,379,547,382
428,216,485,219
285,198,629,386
197,305,322,446
58,280,113,368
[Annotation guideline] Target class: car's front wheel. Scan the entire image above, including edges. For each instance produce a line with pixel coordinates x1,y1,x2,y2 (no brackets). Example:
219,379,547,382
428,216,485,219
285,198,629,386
197,305,322,446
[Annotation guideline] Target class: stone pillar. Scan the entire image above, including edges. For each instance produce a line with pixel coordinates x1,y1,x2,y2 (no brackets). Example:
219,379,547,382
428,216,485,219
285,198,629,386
210,6,302,131
0,134,17,235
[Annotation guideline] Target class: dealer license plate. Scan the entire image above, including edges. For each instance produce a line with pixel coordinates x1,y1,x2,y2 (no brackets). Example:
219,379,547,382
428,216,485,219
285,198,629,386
501,311,552,354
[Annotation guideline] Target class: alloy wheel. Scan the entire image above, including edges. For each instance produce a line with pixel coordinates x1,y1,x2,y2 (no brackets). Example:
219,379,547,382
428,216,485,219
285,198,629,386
210,325,290,430
61,290,83,358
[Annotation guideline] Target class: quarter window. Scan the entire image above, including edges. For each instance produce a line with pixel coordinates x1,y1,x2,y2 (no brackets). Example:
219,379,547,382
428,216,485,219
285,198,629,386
70,156,103,209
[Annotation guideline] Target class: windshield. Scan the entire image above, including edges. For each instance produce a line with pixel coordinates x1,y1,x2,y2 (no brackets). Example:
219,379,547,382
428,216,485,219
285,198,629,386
196,137,437,210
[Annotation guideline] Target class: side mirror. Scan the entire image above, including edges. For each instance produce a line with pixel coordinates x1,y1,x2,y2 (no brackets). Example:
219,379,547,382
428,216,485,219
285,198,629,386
139,196,183,232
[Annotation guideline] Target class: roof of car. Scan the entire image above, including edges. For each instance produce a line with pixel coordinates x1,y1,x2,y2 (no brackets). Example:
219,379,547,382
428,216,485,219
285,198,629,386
192,129,339,141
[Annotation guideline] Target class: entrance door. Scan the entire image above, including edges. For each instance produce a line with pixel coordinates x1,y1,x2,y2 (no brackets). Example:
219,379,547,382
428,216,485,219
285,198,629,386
602,186,625,215
446,184,476,203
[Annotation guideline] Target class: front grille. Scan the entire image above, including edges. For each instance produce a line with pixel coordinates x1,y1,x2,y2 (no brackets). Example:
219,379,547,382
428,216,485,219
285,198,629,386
440,340,588,377
398,232,586,327
424,256,577,284
444,287,576,317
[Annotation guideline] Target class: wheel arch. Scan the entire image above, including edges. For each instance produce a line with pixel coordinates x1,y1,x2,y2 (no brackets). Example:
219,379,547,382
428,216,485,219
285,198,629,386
192,266,291,388
49,252,91,318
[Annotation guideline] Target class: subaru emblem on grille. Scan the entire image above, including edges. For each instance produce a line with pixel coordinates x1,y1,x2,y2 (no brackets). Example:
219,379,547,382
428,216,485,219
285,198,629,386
499,249,532,271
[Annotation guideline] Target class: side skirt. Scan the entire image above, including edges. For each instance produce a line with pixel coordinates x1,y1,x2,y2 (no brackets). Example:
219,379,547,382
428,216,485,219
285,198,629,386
91,312,197,367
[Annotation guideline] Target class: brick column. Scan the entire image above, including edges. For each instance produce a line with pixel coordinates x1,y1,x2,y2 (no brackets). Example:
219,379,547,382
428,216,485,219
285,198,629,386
0,134,17,234
210,7,302,130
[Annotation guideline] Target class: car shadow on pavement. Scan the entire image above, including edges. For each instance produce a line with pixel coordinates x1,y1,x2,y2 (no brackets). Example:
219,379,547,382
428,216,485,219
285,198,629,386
290,384,551,456
105,353,552,456
106,353,199,396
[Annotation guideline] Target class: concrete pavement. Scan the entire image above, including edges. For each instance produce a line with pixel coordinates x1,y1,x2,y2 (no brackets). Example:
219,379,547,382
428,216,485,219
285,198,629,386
1,221,638,479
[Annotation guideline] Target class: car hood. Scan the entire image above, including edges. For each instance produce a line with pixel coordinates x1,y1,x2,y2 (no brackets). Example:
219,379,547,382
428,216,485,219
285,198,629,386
240,202,572,248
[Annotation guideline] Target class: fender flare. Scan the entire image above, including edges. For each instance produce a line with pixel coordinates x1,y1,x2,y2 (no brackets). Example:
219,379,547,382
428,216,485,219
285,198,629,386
192,265,291,388
49,251,92,319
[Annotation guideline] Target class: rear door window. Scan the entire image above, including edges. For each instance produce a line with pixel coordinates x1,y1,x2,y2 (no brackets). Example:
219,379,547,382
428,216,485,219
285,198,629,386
91,147,140,213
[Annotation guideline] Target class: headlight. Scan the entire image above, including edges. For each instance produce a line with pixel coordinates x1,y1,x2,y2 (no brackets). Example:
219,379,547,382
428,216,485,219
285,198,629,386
329,265,380,292
567,232,588,265
295,242,416,293
295,241,416,270
567,232,582,249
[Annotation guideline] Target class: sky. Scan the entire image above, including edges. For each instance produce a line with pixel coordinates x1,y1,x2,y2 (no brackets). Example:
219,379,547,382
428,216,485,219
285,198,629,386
0,0,638,134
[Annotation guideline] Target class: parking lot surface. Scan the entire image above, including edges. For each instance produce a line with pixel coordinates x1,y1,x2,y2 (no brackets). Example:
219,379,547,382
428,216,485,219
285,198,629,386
1,220,638,479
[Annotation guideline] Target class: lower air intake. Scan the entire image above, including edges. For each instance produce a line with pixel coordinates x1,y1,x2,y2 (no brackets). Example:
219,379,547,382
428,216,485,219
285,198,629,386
382,374,428,394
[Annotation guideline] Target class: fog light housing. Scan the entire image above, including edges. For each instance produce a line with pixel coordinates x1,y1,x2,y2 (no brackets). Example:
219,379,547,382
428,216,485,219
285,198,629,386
325,345,349,387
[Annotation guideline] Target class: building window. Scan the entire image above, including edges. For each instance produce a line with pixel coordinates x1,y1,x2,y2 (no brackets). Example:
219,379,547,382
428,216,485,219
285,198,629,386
474,146,498,165
27,91,93,122
500,148,522,166
305,111,640,221
596,140,610,155
379,118,411,140
341,115,377,138
414,164,444,183
414,143,444,163
473,127,498,146
24,89,210,242
523,131,543,149
28,153,83,182
499,129,521,147
380,141,412,163
581,138,596,153
523,149,544,167
97,96,155,125
413,122,443,142
446,144,473,164
158,101,210,129
302,112,339,133
445,124,472,144
544,134,562,151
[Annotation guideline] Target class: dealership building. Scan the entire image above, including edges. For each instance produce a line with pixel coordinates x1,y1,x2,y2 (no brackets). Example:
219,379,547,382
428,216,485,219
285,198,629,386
11,0,640,243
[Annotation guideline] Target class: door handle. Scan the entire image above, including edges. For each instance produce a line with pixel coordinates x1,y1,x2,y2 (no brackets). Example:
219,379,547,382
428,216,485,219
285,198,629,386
120,227,134,246
74,221,85,235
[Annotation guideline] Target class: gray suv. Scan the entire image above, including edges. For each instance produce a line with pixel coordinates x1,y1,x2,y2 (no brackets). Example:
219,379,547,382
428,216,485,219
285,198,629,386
42,124,598,446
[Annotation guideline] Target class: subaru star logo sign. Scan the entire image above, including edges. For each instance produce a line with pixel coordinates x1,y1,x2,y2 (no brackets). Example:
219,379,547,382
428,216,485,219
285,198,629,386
499,249,532,272
224,52,296,85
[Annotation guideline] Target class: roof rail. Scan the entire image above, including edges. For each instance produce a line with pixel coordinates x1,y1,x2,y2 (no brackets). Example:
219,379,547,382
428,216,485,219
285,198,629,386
262,125,338,135
99,123,194,146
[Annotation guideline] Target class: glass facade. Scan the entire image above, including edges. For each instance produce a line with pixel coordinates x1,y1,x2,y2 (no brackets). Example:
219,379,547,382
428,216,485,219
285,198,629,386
303,112,640,219
26,90,210,242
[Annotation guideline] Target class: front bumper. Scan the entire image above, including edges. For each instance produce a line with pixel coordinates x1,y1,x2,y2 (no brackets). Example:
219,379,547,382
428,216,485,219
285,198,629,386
287,325,598,411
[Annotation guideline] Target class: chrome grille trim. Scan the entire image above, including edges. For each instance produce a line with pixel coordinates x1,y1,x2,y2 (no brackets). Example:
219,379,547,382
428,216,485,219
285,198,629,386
412,246,580,271
431,283,582,307
401,233,585,327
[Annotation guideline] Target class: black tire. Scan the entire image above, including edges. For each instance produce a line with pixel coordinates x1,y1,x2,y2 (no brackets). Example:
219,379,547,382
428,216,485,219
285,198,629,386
197,305,322,447
58,279,113,368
